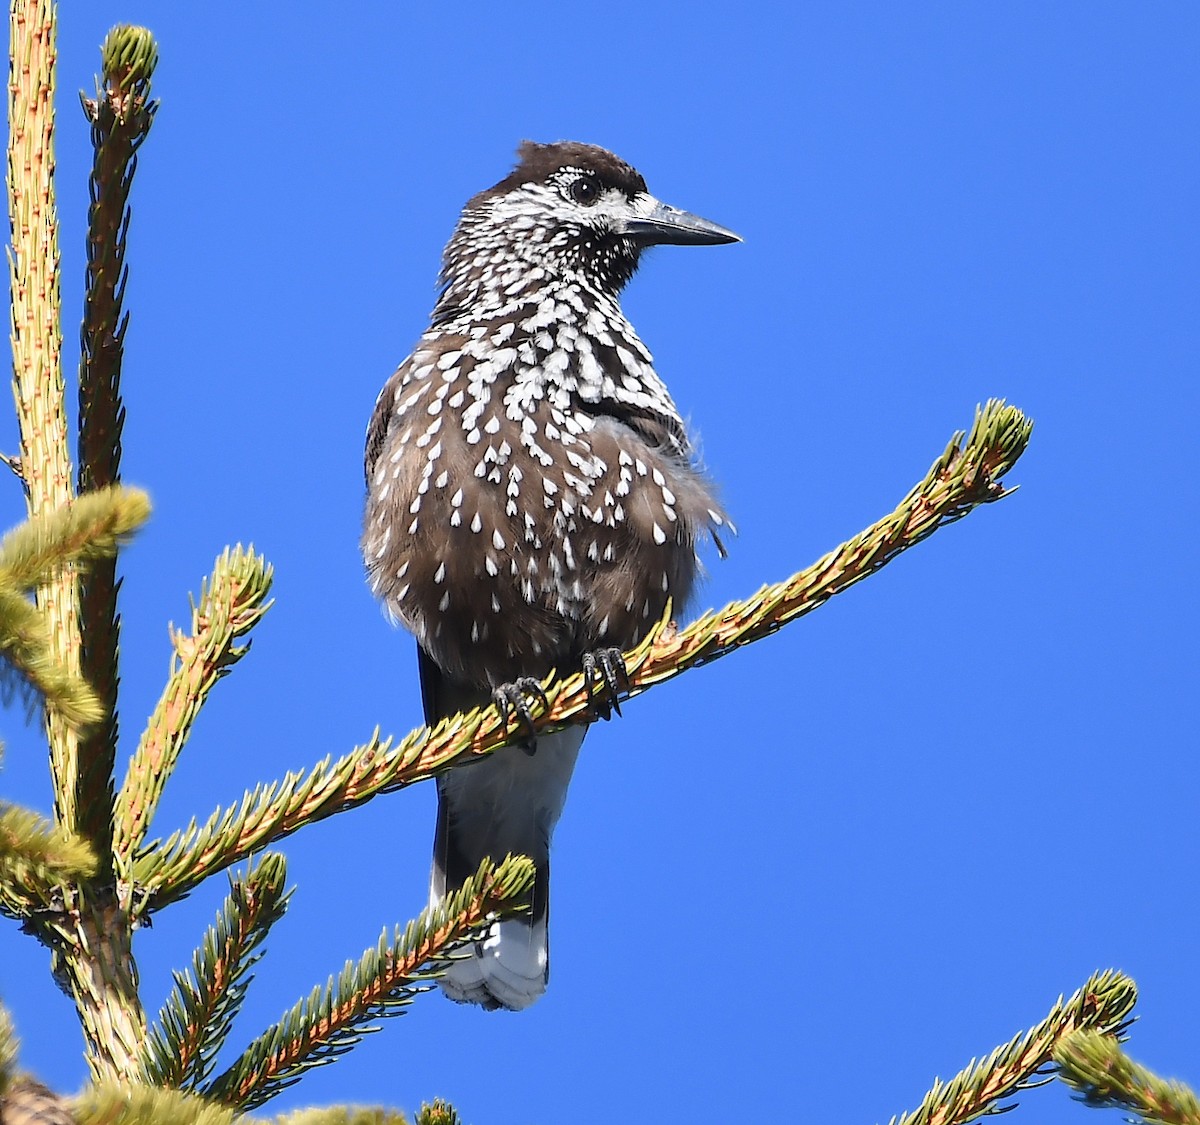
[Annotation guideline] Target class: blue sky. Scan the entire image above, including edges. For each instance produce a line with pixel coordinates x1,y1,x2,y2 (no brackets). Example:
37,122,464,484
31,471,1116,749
2,3,1197,1123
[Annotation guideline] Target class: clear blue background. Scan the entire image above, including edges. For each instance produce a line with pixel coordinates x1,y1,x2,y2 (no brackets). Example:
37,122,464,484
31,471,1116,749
2,4,1197,1123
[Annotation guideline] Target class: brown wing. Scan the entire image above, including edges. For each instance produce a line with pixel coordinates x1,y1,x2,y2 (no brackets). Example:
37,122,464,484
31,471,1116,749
363,363,408,485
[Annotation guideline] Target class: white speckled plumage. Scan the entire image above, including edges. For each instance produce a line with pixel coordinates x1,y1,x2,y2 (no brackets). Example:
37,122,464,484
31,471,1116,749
362,141,737,1011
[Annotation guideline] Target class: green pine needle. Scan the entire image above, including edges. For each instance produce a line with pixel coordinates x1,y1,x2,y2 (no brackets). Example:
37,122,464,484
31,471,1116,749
1055,1029,1200,1125
205,855,535,1110
142,854,291,1089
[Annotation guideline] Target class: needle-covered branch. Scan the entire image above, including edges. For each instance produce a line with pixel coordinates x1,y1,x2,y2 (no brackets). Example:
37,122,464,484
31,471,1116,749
0,801,97,918
0,485,151,590
0,1002,17,1091
1055,1029,1200,1125
8,0,81,826
5,12,154,1084
142,854,290,1090
2,1007,428,1125
5,1075,448,1125
75,23,158,868
136,401,1031,910
615,398,1032,691
888,970,1137,1125
0,486,150,729
74,1084,241,1125
204,855,535,1110
278,1109,420,1125
113,546,273,880
0,588,101,729
414,1103,461,1125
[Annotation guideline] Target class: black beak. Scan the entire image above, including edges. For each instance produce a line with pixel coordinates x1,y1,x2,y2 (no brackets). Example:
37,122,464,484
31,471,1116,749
624,196,741,247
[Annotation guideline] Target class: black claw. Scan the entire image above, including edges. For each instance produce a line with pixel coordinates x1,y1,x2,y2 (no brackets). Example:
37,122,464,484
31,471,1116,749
582,647,629,720
492,677,549,750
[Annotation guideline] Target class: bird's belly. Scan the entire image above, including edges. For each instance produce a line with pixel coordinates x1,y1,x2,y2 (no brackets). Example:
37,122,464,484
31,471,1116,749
364,422,718,688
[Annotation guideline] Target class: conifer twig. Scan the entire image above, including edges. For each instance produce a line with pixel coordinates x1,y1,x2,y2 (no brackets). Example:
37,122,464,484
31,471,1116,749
74,1084,240,1125
113,546,273,881
76,25,158,865
0,485,151,589
615,399,1031,695
136,402,1031,910
142,854,290,1090
1055,1029,1200,1125
0,486,150,726
415,1103,461,1125
6,12,149,1083
0,801,97,917
204,855,535,1110
8,0,80,826
0,1002,17,1092
888,970,1137,1125
38,896,145,1083
0,587,102,729
277,1109,415,1125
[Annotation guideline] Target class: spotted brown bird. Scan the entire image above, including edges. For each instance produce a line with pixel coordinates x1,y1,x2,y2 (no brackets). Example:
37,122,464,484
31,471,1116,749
363,141,737,1009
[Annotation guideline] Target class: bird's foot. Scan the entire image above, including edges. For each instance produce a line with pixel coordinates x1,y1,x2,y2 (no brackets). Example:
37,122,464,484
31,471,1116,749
492,677,549,753
582,647,630,720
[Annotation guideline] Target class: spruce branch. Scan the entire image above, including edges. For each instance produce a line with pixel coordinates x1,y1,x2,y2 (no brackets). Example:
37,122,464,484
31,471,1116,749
76,24,158,861
74,1084,241,1125
0,801,97,917
42,896,145,1084
143,854,291,1091
112,546,274,881
0,485,151,589
8,0,83,828
414,1103,460,1125
1054,1029,1200,1125
888,969,1137,1125
611,399,1032,696
6,7,147,1083
276,1109,415,1125
0,1001,17,1093
0,486,150,736
0,587,102,729
204,855,536,1110
136,402,1031,910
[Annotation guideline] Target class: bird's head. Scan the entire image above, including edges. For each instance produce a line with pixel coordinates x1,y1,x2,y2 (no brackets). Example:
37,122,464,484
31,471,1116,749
438,141,739,302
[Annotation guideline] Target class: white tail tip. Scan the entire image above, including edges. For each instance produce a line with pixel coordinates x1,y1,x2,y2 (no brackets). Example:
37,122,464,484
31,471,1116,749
440,917,547,1011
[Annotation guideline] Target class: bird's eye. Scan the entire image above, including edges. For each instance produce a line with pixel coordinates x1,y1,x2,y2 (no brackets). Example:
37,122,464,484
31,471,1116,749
569,176,601,206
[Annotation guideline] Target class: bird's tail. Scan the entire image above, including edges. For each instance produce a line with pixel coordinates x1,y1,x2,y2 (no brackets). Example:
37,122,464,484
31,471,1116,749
431,724,585,1011
438,867,551,1011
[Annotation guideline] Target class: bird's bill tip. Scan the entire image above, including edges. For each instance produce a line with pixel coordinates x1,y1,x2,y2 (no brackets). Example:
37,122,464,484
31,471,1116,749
624,196,741,247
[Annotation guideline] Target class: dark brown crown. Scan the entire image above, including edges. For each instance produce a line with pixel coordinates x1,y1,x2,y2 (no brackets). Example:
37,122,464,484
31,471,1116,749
471,140,649,206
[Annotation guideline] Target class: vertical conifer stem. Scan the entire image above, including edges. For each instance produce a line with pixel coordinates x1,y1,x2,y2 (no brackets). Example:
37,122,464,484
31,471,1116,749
7,0,80,825
7,4,144,1078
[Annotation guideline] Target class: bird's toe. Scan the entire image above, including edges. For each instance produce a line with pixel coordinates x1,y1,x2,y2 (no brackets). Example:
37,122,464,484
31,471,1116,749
582,647,630,720
492,677,549,749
